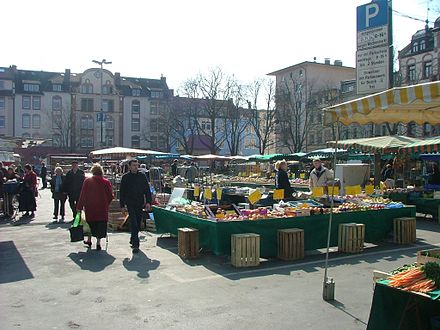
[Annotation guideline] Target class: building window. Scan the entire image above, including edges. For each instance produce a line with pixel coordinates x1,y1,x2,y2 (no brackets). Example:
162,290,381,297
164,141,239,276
420,40,426,51
0,80,5,90
150,119,158,132
352,127,357,138
52,84,62,92
151,91,162,99
81,98,94,111
0,116,5,128
105,116,114,129
80,116,94,129
22,114,31,128
150,135,158,149
23,96,30,109
316,133,322,145
52,96,62,110
424,61,432,79
132,100,140,114
80,137,94,148
201,120,211,131
102,81,112,95
0,97,4,110
158,136,167,149
80,79,93,94
131,135,140,148
150,102,158,115
408,64,416,82
412,42,418,53
52,112,62,129
102,99,114,112
106,135,114,146
131,117,140,131
32,96,41,110
132,89,141,97
24,83,39,92
32,114,41,128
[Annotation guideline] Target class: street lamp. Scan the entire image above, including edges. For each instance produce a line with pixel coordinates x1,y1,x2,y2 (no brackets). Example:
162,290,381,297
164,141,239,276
92,59,112,146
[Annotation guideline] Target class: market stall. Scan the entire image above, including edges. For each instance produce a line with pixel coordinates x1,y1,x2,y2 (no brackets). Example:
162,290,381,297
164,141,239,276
153,205,415,257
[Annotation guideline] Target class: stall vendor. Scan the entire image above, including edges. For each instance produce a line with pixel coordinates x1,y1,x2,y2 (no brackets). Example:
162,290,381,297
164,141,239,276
275,160,295,198
309,158,334,190
428,164,440,185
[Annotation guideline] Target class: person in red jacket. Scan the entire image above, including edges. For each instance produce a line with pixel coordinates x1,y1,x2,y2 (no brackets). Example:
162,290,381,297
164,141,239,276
76,163,113,251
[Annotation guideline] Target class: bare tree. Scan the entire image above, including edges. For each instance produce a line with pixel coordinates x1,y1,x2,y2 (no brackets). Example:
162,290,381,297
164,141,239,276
248,79,277,154
47,106,75,152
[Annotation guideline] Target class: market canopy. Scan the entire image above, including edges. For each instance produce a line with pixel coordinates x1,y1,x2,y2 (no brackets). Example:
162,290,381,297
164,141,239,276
193,154,232,161
324,81,440,126
328,135,420,154
248,153,306,162
305,148,348,159
90,147,171,159
399,136,440,154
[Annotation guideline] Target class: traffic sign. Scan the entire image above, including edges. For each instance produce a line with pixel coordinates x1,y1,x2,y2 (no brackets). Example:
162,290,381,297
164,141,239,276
357,0,388,31
96,112,104,122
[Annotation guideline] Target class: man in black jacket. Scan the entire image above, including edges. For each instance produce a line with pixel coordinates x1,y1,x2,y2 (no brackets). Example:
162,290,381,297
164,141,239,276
40,163,48,189
120,159,152,253
62,161,85,221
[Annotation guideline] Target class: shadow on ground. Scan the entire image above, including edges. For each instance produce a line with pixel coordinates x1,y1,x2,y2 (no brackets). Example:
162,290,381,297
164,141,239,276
123,249,160,278
0,241,34,284
68,249,116,272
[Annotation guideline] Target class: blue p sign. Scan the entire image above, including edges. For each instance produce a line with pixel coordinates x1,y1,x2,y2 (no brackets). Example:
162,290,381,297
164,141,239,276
357,0,388,31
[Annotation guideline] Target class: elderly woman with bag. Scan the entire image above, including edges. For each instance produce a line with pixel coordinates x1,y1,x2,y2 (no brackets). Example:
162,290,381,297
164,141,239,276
50,167,67,222
18,164,38,218
76,164,113,250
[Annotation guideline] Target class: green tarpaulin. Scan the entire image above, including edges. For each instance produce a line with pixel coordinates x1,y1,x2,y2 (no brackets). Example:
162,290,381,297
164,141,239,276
153,206,416,257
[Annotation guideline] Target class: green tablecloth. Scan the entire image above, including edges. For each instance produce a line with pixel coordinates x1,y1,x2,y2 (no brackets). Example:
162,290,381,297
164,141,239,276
153,206,416,257
412,198,440,221
367,283,440,330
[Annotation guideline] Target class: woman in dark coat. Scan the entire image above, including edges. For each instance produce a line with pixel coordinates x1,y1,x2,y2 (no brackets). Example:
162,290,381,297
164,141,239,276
50,167,67,222
76,163,113,250
18,164,37,217
275,160,295,199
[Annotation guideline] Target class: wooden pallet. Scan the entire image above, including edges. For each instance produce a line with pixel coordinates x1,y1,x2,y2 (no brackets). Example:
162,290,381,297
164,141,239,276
277,228,304,261
338,223,365,253
178,227,199,259
231,233,260,267
393,217,416,244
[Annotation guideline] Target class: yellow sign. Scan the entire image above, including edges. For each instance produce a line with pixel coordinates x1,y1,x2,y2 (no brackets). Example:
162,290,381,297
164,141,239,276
204,188,212,200
273,189,284,200
270,172,275,178
300,173,306,179
312,187,324,197
248,189,262,204
194,186,200,197
216,188,222,200
365,185,374,195
346,185,362,195
327,186,339,196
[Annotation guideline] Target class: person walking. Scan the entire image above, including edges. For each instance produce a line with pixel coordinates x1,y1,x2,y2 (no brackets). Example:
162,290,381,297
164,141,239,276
186,162,198,184
50,167,67,222
18,164,37,218
171,159,178,177
40,162,48,189
76,164,113,251
63,161,85,222
119,159,152,253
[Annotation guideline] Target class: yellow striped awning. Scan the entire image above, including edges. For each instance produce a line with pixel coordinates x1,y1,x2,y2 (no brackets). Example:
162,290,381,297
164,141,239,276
324,81,440,125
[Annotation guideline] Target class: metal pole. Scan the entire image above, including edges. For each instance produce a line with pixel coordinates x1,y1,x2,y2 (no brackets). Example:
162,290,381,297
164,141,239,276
100,62,104,146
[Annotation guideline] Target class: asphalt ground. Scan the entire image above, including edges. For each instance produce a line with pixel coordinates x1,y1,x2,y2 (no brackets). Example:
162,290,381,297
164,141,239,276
1,187,439,330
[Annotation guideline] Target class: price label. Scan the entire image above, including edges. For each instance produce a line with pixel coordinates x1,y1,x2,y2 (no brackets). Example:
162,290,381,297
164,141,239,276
328,186,339,196
346,185,362,195
365,185,374,195
312,187,324,197
270,172,275,178
273,189,284,200
194,186,200,197
300,173,306,179
216,188,222,200
204,188,212,200
248,189,262,204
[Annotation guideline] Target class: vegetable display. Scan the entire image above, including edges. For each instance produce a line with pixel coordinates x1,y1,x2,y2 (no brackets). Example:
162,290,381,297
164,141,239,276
387,262,440,294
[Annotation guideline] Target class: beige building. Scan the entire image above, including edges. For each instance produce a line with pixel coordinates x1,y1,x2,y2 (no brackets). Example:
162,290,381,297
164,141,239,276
268,60,356,152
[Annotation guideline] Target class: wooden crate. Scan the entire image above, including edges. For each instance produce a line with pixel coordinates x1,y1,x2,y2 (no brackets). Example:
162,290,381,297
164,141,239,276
231,233,260,267
393,217,416,244
145,219,156,233
107,212,127,231
338,223,365,253
277,228,304,261
178,227,199,259
108,199,121,212
416,248,440,264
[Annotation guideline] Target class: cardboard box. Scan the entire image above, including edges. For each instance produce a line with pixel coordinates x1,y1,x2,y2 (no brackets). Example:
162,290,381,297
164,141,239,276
417,248,440,264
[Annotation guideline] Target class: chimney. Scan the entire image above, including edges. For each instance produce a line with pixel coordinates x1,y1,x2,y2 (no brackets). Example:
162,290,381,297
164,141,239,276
334,60,343,66
160,75,166,82
115,72,121,86
324,58,331,65
10,65,17,74
64,69,70,83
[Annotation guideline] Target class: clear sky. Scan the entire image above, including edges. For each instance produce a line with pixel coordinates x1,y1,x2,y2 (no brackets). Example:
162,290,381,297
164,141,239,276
3,0,438,91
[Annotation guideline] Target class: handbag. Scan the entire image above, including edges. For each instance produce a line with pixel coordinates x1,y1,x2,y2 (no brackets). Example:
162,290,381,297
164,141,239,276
69,213,84,242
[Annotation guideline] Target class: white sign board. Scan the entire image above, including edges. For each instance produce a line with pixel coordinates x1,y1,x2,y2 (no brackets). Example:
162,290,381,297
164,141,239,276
356,0,390,95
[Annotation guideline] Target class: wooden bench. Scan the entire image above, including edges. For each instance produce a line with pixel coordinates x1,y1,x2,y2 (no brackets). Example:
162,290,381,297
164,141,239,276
277,228,304,261
231,233,260,267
